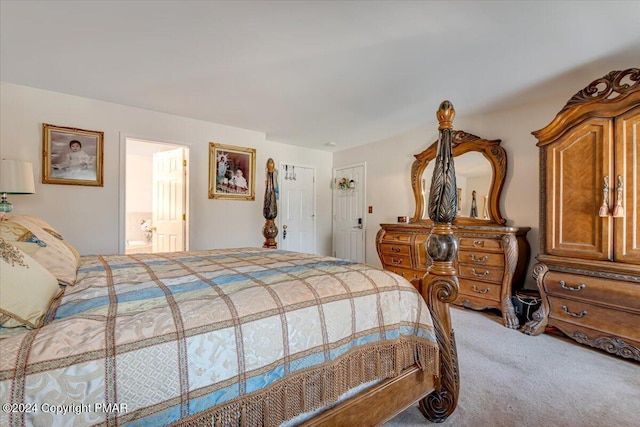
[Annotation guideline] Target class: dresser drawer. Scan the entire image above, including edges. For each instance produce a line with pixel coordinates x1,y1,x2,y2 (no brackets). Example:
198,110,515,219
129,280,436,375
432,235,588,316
544,272,640,311
548,296,640,342
382,233,412,243
388,267,422,282
458,264,504,283
458,237,502,251
382,254,412,268
458,250,504,268
380,243,411,256
458,278,501,302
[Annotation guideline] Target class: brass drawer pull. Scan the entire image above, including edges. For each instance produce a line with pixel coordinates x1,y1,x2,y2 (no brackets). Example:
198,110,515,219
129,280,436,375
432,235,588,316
472,285,490,294
612,175,624,218
561,305,587,318
560,280,585,291
473,240,485,247
391,258,403,265
390,247,401,253
470,254,488,264
598,176,610,217
471,268,490,277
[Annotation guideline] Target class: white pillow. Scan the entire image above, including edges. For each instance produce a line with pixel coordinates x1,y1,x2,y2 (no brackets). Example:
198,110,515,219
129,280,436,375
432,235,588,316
0,238,63,328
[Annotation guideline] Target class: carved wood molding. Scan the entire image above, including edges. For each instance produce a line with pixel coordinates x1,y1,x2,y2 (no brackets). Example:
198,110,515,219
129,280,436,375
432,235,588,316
411,130,506,225
522,263,549,336
538,148,548,253
550,264,640,283
375,227,386,265
420,277,460,422
533,68,640,145
461,298,495,311
562,68,640,111
500,234,519,329
572,332,640,361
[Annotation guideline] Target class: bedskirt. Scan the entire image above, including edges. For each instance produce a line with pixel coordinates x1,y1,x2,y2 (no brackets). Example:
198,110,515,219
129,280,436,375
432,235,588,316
1,248,438,426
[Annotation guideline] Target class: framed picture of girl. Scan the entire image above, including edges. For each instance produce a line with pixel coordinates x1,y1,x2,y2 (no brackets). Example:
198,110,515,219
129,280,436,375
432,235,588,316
42,123,104,186
208,143,256,201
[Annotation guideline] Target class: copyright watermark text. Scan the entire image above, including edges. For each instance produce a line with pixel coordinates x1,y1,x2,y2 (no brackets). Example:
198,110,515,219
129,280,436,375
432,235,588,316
2,402,128,415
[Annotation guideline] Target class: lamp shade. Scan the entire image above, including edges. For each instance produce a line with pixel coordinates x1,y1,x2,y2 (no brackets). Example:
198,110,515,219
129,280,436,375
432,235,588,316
0,160,36,194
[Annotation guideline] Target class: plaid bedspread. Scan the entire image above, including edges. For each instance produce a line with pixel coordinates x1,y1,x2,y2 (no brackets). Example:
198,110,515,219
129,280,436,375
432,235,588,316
0,248,437,427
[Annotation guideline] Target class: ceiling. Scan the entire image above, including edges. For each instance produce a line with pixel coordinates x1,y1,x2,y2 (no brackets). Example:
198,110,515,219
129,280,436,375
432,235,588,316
2,1,639,151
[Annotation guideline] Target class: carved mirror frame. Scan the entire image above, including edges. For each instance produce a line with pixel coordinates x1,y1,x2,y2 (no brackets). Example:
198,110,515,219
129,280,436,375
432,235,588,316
411,130,507,225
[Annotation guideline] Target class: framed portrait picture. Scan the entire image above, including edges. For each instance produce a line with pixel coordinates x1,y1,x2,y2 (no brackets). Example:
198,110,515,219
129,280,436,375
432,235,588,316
42,124,104,186
208,143,256,200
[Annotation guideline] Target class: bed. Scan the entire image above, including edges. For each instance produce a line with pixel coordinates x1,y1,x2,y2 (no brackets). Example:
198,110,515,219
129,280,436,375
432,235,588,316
0,103,460,427
0,244,459,426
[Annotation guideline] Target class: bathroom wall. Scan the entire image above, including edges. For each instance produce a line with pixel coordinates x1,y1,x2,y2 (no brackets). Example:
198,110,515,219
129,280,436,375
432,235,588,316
125,151,153,244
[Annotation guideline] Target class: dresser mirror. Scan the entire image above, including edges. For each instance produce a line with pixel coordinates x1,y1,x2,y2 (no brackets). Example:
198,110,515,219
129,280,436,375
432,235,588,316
410,130,507,225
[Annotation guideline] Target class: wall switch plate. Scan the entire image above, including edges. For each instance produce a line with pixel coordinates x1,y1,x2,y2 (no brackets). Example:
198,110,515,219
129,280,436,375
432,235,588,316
368,206,373,214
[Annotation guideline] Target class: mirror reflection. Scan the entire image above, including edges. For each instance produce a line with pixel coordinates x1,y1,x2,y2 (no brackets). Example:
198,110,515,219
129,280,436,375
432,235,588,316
422,152,492,219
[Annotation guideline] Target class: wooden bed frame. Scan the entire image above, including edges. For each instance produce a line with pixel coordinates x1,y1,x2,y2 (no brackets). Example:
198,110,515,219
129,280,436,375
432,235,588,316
301,101,461,425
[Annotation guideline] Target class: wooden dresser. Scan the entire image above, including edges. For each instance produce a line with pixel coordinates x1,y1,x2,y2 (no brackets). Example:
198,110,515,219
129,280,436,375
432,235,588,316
523,68,640,361
376,130,530,328
378,224,529,328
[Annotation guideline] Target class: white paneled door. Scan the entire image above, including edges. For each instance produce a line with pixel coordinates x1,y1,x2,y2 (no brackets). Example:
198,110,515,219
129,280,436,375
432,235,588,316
333,163,365,263
152,148,186,253
280,164,316,254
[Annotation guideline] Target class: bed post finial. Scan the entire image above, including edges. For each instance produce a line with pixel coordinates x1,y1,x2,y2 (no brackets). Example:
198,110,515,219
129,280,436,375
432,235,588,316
262,158,278,248
419,100,460,423
437,100,455,130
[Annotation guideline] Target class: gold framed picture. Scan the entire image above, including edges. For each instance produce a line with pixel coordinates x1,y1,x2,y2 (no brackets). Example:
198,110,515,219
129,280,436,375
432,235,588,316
208,143,256,200
42,123,104,186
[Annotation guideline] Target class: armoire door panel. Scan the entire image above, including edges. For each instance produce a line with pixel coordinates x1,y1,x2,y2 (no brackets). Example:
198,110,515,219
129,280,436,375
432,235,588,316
615,106,640,264
546,119,614,260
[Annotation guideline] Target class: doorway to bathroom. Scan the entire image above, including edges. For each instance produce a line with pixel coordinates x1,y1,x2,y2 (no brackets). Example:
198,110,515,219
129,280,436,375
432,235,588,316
123,138,189,255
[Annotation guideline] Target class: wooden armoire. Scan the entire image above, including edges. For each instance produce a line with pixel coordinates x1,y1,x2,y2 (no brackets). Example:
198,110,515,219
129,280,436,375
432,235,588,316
523,68,640,361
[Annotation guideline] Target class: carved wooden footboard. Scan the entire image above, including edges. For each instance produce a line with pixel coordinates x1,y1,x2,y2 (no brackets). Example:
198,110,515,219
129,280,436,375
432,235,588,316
303,101,461,425
419,276,460,422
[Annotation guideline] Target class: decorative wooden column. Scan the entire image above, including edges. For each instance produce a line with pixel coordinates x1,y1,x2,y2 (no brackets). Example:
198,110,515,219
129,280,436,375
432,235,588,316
419,100,461,422
262,158,278,248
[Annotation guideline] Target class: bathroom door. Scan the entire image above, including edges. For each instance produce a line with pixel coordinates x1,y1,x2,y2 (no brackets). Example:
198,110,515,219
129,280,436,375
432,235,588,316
152,148,186,252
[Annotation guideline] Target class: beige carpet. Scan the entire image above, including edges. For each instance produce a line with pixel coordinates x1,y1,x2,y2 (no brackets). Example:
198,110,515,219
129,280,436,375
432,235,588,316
384,307,640,427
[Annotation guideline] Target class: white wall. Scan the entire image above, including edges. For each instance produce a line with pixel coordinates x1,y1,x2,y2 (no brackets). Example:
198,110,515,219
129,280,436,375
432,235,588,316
0,82,333,256
334,94,571,289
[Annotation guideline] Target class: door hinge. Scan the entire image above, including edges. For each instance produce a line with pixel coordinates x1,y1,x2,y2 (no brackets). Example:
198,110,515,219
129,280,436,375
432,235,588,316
182,213,186,221
183,160,187,167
